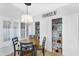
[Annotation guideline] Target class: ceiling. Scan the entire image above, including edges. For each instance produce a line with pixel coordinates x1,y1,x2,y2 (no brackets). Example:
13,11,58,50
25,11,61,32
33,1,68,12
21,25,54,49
0,3,23,19
12,3,69,16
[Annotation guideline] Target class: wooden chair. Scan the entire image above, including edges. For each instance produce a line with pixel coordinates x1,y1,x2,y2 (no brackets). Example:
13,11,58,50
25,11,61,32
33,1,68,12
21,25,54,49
12,37,20,56
20,42,37,56
29,35,38,40
29,35,40,48
37,37,46,56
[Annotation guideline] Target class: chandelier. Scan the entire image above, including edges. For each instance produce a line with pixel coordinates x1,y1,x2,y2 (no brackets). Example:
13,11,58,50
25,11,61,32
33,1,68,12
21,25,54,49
21,3,33,24
21,3,33,36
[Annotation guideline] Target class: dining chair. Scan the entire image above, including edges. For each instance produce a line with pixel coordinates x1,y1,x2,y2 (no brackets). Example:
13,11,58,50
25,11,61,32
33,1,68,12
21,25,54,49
37,36,46,56
12,37,20,56
29,35,40,48
20,42,37,56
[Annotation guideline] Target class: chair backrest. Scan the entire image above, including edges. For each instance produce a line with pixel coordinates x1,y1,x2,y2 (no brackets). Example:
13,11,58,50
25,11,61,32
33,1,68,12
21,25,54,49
29,35,38,39
42,37,46,47
20,42,33,52
20,42,37,56
12,37,18,50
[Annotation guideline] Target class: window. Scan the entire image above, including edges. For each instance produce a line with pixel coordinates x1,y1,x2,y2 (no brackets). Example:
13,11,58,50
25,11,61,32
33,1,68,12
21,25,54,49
3,21,11,41
13,22,18,29
21,23,25,38
13,21,19,37
3,21,11,29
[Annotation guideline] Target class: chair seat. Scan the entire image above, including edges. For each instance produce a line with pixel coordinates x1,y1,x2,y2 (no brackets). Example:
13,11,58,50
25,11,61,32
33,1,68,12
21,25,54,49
24,51,32,56
16,48,19,50
37,45,43,50
15,47,20,52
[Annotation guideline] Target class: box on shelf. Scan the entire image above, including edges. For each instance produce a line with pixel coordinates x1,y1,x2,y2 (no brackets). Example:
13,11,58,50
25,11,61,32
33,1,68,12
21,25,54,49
52,48,62,56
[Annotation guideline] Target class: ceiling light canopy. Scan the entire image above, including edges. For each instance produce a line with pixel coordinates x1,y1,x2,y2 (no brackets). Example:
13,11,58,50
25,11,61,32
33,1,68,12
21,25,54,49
24,3,31,6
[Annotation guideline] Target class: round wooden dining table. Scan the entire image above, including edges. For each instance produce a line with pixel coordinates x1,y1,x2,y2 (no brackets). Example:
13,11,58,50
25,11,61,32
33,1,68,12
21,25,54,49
20,39,36,45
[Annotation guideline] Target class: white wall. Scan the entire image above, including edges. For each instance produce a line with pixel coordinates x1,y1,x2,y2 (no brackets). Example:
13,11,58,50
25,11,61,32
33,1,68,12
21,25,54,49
0,3,24,56
63,14,79,56
32,4,79,55
0,19,3,43
32,15,53,52
0,17,21,56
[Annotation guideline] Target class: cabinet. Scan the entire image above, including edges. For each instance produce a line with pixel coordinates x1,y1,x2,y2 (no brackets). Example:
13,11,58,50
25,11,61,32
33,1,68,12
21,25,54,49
52,18,62,55
35,22,40,39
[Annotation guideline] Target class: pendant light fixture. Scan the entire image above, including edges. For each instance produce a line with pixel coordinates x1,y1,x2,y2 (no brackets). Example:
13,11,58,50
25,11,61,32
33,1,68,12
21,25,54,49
21,3,33,36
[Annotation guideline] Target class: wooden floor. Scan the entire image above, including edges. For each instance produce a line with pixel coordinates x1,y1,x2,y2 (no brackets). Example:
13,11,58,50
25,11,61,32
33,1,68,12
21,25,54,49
8,50,62,56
